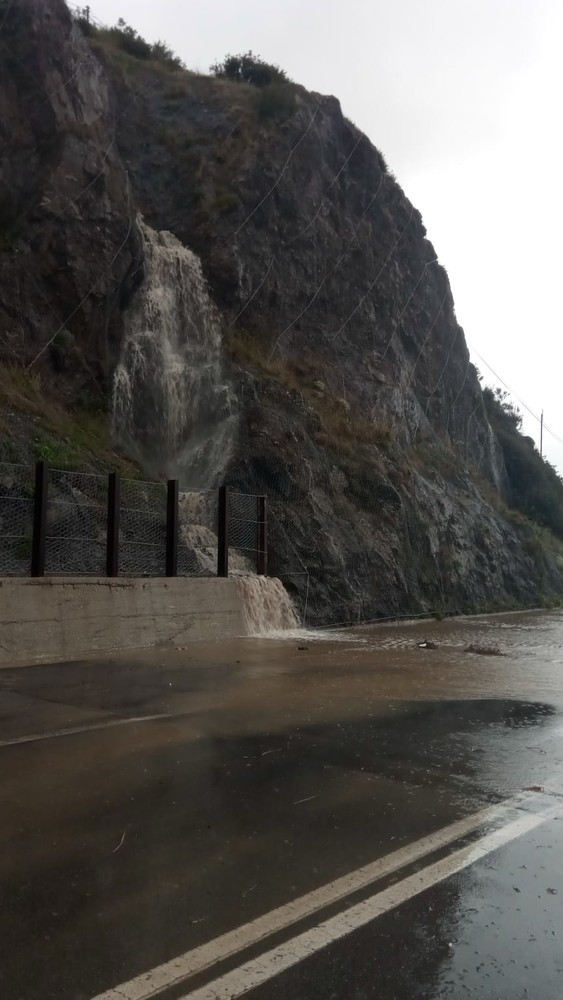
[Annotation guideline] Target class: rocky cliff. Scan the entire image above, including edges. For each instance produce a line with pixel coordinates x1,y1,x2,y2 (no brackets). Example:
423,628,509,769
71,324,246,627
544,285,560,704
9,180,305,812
1,0,563,623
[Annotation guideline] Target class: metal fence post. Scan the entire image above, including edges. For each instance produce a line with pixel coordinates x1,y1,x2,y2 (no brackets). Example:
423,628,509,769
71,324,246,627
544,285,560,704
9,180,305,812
106,471,120,577
31,461,48,577
166,479,179,577
217,485,229,578
257,495,268,575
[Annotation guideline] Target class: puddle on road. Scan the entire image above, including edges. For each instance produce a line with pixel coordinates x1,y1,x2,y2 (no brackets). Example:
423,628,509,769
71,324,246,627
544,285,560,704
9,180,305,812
2,608,563,728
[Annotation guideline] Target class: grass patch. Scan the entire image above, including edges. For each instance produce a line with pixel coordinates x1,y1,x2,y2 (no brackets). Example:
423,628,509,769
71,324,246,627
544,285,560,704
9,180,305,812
411,441,459,477
255,82,296,123
227,328,391,454
314,400,391,455
0,364,140,475
227,327,312,391
33,433,81,470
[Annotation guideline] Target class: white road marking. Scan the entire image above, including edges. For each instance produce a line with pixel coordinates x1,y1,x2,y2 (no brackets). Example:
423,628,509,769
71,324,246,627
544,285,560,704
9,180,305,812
5,715,562,753
0,713,173,748
91,793,540,1000
5,699,563,753
178,803,558,1000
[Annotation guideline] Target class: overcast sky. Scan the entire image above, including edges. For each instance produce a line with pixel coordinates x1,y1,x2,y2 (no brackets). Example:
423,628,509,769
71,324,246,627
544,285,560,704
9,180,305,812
91,0,563,469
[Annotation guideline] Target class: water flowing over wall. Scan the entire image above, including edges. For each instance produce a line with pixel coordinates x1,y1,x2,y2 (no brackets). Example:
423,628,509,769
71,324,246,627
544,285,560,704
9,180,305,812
112,218,235,482
237,577,300,635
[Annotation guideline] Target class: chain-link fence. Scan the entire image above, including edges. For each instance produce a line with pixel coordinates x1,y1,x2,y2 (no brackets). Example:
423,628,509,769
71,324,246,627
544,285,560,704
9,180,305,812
0,463,266,580
46,469,107,575
267,499,311,623
178,488,219,576
119,479,167,577
229,491,262,575
0,463,35,575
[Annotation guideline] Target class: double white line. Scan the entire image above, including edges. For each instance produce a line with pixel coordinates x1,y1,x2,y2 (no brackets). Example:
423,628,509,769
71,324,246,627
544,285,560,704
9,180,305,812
93,790,559,1000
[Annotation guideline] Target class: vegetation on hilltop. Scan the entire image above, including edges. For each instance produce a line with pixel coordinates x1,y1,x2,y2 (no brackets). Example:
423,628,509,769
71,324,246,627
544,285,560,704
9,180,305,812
75,11,185,69
484,386,563,540
210,51,289,87
209,52,296,121
74,13,296,123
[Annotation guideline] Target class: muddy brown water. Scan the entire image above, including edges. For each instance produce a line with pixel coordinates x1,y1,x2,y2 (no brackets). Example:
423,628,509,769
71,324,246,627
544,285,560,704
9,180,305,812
2,608,563,738
240,607,563,695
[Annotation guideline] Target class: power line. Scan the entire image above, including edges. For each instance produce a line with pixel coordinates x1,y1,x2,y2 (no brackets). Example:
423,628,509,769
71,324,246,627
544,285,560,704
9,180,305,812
472,349,563,451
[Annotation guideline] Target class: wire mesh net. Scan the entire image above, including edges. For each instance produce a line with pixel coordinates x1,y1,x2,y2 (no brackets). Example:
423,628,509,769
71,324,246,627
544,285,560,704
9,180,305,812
0,464,267,582
0,463,35,575
178,487,218,577
119,479,167,577
229,492,258,552
46,469,107,575
267,497,312,623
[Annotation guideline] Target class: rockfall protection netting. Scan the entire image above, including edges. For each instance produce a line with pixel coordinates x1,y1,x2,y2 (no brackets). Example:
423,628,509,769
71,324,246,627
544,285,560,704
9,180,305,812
228,491,262,574
0,463,35,575
178,487,219,577
0,464,238,578
119,478,166,577
46,468,107,575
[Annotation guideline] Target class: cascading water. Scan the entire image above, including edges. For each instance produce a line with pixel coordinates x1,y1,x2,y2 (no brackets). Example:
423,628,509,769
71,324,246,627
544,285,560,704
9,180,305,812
237,577,300,635
113,221,297,623
112,217,234,481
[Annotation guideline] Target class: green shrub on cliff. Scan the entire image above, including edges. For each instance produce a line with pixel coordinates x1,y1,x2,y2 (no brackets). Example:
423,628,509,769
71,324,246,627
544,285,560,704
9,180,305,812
210,51,289,87
484,386,563,540
210,52,296,122
75,14,185,69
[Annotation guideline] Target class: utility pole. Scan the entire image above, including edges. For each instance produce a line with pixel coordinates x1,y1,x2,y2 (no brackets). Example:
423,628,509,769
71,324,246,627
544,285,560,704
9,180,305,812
540,409,544,457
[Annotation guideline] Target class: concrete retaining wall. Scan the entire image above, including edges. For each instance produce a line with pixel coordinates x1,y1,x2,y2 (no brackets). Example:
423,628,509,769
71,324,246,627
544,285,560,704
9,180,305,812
0,577,246,667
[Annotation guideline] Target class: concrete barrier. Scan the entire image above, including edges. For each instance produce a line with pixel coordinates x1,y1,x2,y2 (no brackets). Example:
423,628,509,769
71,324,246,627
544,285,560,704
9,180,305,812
0,577,246,667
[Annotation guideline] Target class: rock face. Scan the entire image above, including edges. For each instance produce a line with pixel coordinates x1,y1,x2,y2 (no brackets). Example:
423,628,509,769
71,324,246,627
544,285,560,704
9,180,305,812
1,0,563,623
0,0,138,396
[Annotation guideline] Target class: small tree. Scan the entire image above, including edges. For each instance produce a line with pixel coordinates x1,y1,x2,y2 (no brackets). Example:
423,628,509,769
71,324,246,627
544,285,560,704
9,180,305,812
111,19,152,59
150,40,185,69
483,386,522,432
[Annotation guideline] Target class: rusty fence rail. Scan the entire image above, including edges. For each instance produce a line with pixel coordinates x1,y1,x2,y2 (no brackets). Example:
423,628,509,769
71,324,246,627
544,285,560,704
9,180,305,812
0,463,267,579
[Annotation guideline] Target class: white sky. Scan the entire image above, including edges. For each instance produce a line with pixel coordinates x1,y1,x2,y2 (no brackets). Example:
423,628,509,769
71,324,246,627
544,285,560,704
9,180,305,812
91,0,563,469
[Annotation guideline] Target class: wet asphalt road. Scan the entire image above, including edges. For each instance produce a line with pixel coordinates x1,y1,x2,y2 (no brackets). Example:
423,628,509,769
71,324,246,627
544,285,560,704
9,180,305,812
1,611,563,999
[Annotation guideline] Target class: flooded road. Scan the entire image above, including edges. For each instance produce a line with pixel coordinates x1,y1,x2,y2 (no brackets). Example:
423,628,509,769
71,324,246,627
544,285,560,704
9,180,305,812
0,609,562,998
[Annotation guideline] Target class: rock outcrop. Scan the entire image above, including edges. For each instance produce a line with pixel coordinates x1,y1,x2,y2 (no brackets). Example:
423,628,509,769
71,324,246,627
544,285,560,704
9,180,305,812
0,0,138,396
1,0,562,623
